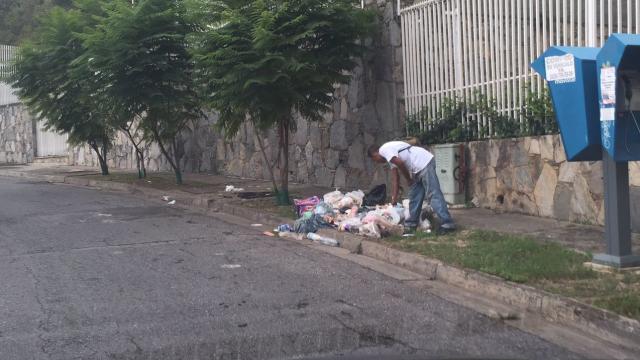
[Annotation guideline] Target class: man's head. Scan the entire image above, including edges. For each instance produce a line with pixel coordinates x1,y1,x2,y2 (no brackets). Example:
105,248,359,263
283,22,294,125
367,145,386,163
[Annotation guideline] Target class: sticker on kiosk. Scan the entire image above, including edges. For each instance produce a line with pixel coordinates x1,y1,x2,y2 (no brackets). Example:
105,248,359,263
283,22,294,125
600,66,616,121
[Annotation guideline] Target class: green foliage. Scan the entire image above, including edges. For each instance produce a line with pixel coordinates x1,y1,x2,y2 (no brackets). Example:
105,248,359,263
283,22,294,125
10,0,115,175
0,0,73,45
192,0,375,201
84,0,201,184
407,86,557,145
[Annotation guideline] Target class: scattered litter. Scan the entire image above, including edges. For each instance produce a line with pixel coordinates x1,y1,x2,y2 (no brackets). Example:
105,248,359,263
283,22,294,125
487,309,519,320
262,231,276,237
167,200,176,205
307,233,339,247
294,196,321,217
279,232,304,241
402,233,415,237
162,196,170,201
274,224,293,233
147,180,152,183
225,185,245,192
221,264,242,269
97,213,112,217
250,224,263,227
214,253,225,256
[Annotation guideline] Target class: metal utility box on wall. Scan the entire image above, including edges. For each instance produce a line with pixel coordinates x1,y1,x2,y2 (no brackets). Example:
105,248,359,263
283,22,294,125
531,46,602,162
433,144,466,205
597,33,640,162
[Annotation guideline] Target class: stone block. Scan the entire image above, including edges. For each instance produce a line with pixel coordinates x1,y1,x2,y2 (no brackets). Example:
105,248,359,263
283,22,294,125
630,162,640,187
586,162,604,197
330,121,348,150
325,149,341,169
348,140,365,170
540,135,555,161
553,182,573,221
558,162,580,183
315,167,334,187
529,138,541,155
334,166,347,188
534,164,558,217
554,135,567,163
514,166,535,194
631,187,640,232
570,174,598,224
293,118,309,146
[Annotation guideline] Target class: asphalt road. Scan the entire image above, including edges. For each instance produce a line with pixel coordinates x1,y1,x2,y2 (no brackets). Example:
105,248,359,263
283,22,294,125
0,176,582,360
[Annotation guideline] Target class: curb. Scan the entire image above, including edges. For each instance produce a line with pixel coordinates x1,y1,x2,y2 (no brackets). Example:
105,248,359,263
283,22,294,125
2,169,639,350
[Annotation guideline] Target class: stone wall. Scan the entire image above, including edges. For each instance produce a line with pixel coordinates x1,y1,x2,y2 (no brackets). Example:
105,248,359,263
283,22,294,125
468,134,640,231
0,104,35,164
69,116,219,174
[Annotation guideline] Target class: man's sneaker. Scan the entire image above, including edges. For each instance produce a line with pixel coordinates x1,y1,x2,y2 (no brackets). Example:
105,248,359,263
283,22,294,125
439,222,457,234
403,226,417,236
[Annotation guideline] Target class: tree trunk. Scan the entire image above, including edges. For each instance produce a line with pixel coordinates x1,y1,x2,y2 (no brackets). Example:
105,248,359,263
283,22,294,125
254,129,279,194
122,128,146,179
152,129,182,185
277,119,290,205
172,138,183,185
89,141,109,176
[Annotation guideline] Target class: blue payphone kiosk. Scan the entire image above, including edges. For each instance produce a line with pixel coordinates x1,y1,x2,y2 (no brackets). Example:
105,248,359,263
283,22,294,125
531,47,602,161
597,33,640,162
533,37,640,268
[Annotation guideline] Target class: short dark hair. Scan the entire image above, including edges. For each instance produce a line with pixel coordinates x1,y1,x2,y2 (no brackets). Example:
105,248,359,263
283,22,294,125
367,144,379,158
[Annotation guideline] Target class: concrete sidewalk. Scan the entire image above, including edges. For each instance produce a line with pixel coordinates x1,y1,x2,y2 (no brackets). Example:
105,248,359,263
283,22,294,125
2,163,638,255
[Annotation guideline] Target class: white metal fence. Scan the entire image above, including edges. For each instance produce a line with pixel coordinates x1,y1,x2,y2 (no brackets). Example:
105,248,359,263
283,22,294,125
0,45,19,106
400,0,640,134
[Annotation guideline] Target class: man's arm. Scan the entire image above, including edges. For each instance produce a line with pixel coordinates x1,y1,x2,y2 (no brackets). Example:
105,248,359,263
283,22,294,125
391,167,400,204
390,157,413,184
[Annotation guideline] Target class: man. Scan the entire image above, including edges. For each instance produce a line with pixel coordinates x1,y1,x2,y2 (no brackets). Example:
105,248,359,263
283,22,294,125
368,141,455,233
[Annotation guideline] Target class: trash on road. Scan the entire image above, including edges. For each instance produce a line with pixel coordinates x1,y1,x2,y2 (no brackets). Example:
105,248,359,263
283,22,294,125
262,231,276,237
221,264,242,269
167,200,176,205
251,224,263,227
225,185,245,192
307,233,339,247
162,196,170,201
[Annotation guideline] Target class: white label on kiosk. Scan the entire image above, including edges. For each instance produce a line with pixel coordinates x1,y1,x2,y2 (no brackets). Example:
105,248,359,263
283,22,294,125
600,66,617,106
600,107,615,121
544,54,576,83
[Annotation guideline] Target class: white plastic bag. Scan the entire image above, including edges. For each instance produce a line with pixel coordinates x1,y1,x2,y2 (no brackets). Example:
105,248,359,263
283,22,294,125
359,222,381,238
345,190,365,206
323,190,343,208
337,196,354,209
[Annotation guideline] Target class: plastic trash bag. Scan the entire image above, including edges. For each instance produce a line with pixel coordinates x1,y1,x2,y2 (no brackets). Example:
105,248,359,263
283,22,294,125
363,184,387,206
337,196,354,209
359,222,382,238
293,196,321,217
314,202,334,216
345,190,365,206
323,190,344,208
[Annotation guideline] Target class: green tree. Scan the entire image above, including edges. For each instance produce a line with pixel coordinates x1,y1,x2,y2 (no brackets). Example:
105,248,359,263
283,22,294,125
9,1,115,175
84,0,200,184
193,0,374,204
0,0,73,45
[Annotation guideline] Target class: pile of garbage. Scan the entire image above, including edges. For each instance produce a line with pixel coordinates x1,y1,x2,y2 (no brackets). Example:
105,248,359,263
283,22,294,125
275,185,433,246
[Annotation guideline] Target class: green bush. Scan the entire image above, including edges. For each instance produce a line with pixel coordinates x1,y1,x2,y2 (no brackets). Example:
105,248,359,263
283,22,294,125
407,86,557,145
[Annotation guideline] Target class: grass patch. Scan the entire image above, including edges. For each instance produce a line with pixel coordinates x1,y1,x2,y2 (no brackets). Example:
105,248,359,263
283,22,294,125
385,230,594,283
384,229,640,320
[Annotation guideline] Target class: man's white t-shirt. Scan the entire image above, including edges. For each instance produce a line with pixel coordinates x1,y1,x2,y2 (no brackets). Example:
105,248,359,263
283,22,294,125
378,141,433,175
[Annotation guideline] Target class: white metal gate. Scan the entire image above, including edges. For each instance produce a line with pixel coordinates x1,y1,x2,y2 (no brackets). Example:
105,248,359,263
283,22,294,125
36,122,68,157
400,0,640,132
0,45,19,106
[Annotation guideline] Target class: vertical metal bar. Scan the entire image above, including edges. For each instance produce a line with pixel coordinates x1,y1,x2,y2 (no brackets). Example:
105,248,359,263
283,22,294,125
618,0,623,33
608,0,613,38
417,8,424,117
578,0,583,45
401,8,409,126
420,6,428,123
627,0,632,33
